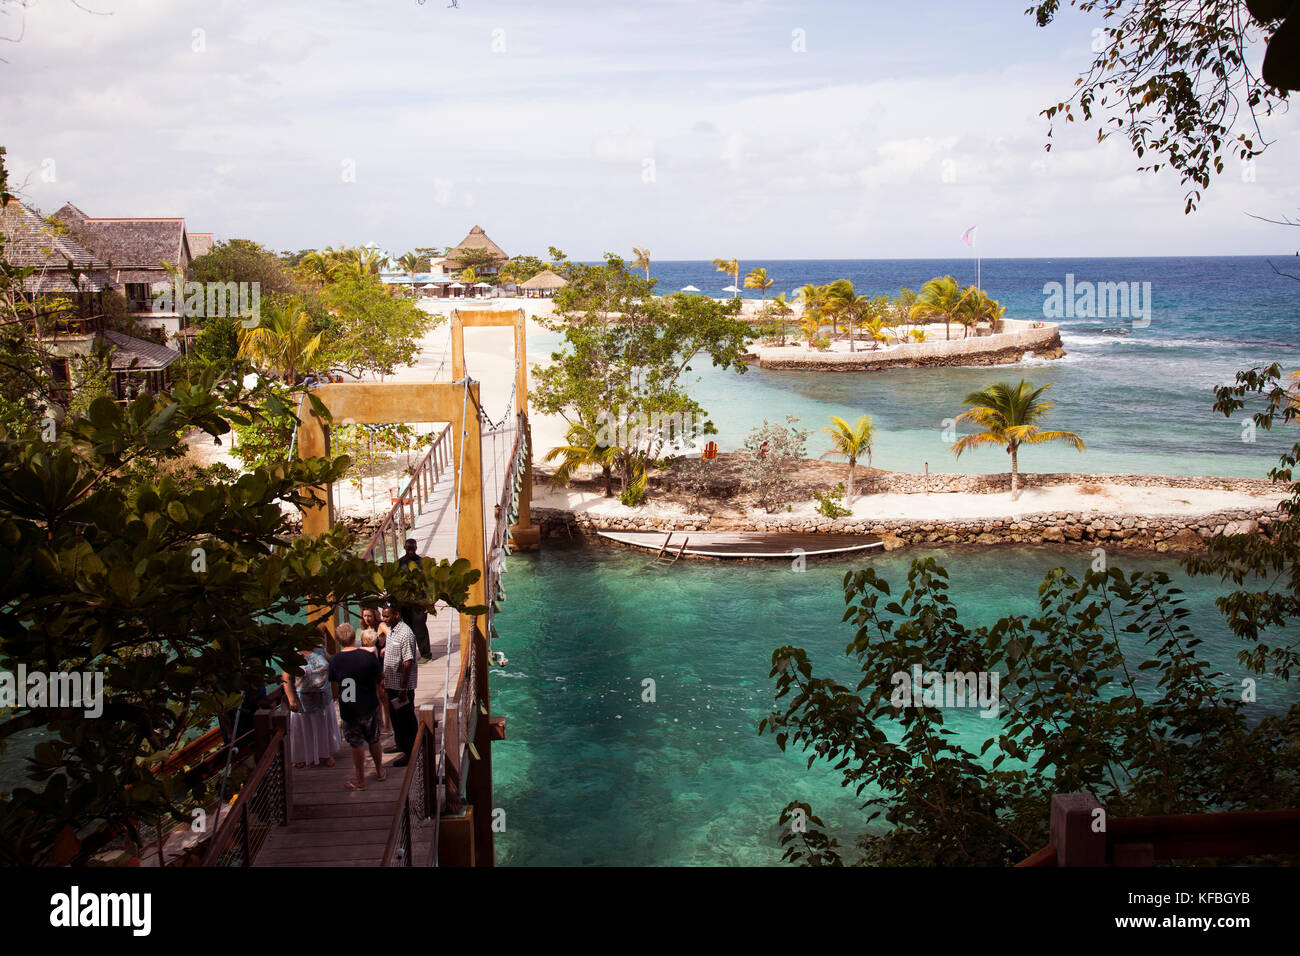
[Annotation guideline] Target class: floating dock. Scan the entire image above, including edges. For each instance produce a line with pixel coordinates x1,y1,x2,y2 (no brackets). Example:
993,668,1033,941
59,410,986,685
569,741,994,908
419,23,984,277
596,530,883,560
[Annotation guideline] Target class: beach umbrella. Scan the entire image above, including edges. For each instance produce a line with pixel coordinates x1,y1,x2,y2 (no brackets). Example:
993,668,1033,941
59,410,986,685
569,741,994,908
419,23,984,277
449,282,465,288
680,285,700,292
474,282,492,288
722,284,740,293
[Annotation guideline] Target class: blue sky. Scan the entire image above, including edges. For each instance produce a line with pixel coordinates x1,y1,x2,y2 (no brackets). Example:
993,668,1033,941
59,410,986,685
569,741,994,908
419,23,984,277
2,0,1297,259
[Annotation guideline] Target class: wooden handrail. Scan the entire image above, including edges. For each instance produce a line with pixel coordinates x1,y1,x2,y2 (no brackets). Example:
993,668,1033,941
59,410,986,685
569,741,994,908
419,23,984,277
201,728,286,865
1018,794,1300,866
362,424,452,562
1015,845,1057,867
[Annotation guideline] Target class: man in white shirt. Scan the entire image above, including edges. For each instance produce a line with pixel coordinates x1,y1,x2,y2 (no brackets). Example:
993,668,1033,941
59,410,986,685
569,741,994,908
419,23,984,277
381,603,419,766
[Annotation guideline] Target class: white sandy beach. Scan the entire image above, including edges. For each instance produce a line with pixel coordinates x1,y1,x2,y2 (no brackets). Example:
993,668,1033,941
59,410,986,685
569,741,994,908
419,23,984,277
535,482,1286,524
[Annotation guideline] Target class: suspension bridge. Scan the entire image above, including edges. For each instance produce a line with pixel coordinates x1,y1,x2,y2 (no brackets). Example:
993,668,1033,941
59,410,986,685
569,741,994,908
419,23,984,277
199,309,537,868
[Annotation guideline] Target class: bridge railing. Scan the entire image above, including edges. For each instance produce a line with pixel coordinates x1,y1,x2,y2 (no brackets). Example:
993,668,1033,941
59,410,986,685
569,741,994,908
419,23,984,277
201,718,291,866
361,424,453,564
1016,793,1300,866
381,708,438,866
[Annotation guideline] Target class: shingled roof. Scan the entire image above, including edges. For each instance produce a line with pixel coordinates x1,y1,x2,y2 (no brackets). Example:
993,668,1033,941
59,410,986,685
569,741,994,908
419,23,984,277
103,330,182,371
66,217,188,271
0,201,110,292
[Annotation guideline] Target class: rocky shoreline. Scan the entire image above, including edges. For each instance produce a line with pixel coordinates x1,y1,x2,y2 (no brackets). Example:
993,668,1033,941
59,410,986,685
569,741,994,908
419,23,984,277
533,505,1274,554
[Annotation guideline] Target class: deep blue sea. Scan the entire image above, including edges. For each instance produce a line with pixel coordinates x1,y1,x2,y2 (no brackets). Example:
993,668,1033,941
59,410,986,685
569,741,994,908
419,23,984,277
536,256,1300,477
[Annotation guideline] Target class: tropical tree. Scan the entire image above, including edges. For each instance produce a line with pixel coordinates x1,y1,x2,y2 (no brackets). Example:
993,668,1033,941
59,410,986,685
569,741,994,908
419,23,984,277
822,278,857,337
744,267,775,306
910,275,968,341
796,284,826,348
950,379,1085,497
712,257,740,298
892,286,918,339
237,298,324,384
545,419,619,497
397,251,422,285
821,414,875,503
632,247,651,281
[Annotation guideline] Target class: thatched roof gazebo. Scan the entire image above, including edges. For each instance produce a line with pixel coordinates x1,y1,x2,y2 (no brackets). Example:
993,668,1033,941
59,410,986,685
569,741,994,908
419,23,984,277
519,269,567,298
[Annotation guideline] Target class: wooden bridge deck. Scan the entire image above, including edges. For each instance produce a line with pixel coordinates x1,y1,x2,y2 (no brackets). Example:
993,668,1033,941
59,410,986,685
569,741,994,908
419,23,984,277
256,418,515,867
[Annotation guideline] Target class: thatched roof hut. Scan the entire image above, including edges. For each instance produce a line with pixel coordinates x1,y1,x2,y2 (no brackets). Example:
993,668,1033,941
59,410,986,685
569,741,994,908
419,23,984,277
443,225,508,272
519,269,567,297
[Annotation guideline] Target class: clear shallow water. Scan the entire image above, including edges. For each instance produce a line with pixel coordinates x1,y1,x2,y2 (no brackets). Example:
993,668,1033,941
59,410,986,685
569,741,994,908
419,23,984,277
535,256,1300,477
491,543,1297,867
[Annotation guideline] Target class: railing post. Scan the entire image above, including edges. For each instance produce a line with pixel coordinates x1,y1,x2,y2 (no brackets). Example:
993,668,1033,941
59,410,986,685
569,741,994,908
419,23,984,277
1051,793,1106,866
252,708,273,761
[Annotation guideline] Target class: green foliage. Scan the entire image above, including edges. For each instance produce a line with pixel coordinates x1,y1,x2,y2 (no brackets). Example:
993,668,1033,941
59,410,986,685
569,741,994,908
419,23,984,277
814,482,851,518
0,369,485,864
231,380,300,471
763,557,1300,866
534,255,749,496
1029,1,1287,213
1185,362,1300,679
190,239,298,297
194,313,240,365
317,276,435,380
619,466,648,507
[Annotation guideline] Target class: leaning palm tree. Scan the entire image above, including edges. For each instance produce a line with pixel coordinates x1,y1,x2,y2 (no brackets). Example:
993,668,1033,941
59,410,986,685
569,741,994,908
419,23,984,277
910,275,966,341
744,267,775,306
237,298,324,384
712,257,740,297
821,415,875,504
632,247,651,281
545,421,619,497
950,380,1085,498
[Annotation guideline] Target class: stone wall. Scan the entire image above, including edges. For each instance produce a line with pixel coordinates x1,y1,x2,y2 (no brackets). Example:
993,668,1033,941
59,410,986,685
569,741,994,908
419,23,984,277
752,320,1064,371
534,506,1273,554
854,472,1277,496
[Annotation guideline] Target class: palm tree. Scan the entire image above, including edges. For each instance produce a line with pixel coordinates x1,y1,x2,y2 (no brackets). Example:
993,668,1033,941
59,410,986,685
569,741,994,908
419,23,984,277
632,247,651,281
545,421,619,496
712,258,740,298
950,380,1085,498
796,284,826,348
821,415,875,504
910,275,966,341
822,278,856,337
397,252,422,297
744,267,775,305
237,298,324,384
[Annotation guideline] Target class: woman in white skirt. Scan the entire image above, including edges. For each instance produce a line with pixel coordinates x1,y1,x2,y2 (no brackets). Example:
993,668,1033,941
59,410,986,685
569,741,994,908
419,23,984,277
283,637,341,768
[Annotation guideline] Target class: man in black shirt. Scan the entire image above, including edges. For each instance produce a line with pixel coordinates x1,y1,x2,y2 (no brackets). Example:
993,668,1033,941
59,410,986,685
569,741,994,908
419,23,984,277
327,623,386,790
396,538,432,662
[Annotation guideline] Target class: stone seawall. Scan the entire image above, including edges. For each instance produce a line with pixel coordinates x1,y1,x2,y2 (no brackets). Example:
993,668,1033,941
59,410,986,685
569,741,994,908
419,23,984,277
752,321,1064,371
534,506,1273,554
852,472,1276,496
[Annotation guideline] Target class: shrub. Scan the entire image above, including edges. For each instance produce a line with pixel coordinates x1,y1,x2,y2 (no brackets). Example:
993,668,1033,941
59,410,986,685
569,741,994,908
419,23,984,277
815,482,851,518
741,416,809,513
